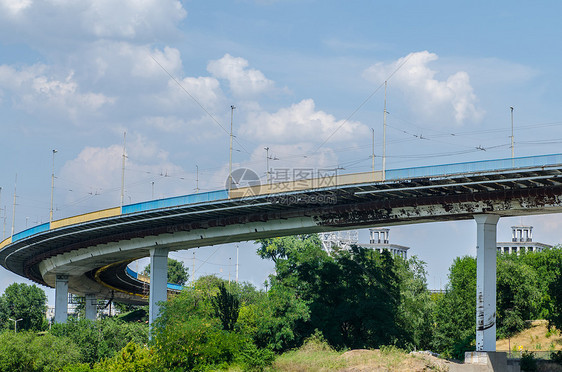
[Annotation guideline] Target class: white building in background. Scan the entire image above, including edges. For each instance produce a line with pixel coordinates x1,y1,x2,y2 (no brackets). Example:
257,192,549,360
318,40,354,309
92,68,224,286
496,226,552,254
46,306,55,324
361,228,409,259
319,228,409,258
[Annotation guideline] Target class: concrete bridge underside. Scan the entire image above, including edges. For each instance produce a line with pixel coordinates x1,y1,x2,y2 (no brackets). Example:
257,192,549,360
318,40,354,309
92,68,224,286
3,162,562,351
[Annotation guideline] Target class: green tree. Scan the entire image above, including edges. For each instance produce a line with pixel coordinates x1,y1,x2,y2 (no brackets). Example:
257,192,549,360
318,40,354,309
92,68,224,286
247,285,310,352
0,283,47,331
151,276,273,371
432,256,476,359
517,246,562,325
141,257,189,286
541,247,562,330
94,342,158,372
496,258,540,338
395,256,434,350
51,317,148,365
0,331,81,372
256,235,406,350
432,252,544,358
549,272,562,331
212,283,240,331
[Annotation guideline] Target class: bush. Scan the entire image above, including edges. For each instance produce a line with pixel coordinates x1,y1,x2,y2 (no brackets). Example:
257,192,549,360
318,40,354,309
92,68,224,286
51,317,148,365
520,350,537,372
235,341,275,371
96,342,158,372
153,316,249,371
62,364,93,372
299,330,334,353
0,331,80,372
551,350,562,365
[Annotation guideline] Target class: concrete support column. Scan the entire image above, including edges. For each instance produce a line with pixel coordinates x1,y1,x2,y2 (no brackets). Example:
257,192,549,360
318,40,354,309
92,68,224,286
149,246,168,330
474,214,500,352
54,274,69,324
85,293,97,320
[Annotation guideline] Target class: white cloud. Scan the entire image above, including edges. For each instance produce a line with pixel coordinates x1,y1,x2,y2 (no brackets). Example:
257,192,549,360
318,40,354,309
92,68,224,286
143,115,225,143
0,64,114,121
135,46,183,79
152,75,224,115
81,0,186,39
59,135,189,213
0,0,186,46
207,54,274,97
0,0,31,15
63,144,124,192
241,99,369,143
79,42,183,85
363,51,484,125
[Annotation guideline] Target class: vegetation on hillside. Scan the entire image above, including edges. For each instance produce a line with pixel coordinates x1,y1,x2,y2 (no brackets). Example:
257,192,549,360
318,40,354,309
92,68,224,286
0,235,562,370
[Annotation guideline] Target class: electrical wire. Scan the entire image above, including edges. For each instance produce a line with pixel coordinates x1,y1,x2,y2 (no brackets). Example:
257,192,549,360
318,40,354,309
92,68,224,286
314,54,414,152
150,56,251,155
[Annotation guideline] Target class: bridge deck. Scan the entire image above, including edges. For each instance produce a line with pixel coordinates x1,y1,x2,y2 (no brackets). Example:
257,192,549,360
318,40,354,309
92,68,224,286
2,153,562,302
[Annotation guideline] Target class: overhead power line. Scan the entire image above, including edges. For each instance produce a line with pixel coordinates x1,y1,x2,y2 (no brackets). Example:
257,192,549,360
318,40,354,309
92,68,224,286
150,55,250,155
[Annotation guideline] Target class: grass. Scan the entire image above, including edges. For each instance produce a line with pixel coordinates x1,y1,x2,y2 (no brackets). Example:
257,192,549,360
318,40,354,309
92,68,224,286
267,337,448,371
497,320,562,353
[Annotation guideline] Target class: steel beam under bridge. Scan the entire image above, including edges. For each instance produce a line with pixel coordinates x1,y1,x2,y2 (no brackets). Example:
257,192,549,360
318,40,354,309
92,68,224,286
3,155,562,348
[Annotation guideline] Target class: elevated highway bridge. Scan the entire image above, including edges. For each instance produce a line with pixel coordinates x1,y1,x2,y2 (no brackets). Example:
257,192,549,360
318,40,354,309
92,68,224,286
3,153,562,351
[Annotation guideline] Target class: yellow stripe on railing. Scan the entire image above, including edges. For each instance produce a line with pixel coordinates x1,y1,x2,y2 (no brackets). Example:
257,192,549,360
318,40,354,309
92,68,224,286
51,207,121,230
94,259,148,299
0,237,12,251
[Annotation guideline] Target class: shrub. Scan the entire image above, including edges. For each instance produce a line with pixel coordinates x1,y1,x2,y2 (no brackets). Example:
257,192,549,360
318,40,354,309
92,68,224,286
153,316,249,371
550,350,562,365
235,341,275,371
0,331,80,372
51,317,148,365
520,350,537,372
96,342,158,372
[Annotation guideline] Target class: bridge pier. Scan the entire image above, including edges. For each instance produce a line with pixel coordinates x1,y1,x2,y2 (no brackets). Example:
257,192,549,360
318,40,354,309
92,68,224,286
474,214,499,352
85,293,97,320
149,246,169,331
54,274,69,324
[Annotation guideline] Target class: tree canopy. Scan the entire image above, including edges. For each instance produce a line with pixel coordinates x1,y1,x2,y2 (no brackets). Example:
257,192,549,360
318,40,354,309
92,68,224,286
142,257,189,286
256,235,433,351
2,235,562,370
0,283,47,332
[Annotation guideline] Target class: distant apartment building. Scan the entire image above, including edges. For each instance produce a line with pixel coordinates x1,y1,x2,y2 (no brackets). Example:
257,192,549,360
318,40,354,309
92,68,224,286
496,225,552,254
361,228,409,259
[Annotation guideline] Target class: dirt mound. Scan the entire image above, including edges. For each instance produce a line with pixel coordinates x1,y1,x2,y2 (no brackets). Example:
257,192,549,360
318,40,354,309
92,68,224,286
496,320,562,353
338,349,452,371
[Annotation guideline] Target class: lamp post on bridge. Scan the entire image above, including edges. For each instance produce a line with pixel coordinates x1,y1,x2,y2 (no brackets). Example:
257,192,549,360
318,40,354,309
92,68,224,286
8,317,22,334
50,149,57,223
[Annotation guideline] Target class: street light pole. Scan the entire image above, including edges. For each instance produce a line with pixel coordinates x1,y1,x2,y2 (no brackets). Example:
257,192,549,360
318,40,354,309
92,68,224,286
510,106,514,159
371,128,375,174
195,165,199,193
264,147,269,184
50,149,57,223
382,81,388,181
11,174,16,237
228,106,236,194
8,317,22,334
121,132,126,207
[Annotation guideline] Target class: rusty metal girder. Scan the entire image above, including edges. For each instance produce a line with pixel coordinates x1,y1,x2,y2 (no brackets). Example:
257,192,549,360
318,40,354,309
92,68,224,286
18,182,562,287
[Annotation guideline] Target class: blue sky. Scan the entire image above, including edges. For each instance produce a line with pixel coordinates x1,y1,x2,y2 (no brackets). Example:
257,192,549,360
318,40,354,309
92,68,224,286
1,0,562,305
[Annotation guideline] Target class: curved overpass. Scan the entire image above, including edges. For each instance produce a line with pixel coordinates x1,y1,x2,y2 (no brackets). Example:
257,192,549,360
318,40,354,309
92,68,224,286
3,153,562,346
